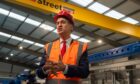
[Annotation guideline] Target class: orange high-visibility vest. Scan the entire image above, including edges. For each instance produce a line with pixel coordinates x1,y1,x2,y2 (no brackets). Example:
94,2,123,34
44,39,87,80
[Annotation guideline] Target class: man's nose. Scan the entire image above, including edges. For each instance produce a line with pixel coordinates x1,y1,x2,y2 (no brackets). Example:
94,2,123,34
58,23,62,27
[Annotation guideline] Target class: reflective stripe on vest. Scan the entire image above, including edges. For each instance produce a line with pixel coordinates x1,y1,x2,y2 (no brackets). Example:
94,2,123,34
46,42,52,57
76,42,83,65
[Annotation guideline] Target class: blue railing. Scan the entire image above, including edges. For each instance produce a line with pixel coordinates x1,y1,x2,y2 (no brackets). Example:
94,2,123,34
88,41,140,63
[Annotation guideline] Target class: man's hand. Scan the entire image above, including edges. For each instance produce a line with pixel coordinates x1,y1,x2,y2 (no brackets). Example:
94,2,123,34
42,60,59,76
53,61,66,72
43,60,53,72
43,59,66,76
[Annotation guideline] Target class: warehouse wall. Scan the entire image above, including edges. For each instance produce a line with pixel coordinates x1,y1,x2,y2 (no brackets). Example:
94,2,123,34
0,62,27,77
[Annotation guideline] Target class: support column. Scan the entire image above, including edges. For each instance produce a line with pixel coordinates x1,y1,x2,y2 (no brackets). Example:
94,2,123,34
126,57,135,84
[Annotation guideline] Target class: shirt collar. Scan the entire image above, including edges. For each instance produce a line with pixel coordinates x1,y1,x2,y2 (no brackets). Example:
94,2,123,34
60,37,72,45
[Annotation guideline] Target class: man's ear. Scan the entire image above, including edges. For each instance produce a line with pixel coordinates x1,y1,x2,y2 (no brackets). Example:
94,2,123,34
71,25,74,32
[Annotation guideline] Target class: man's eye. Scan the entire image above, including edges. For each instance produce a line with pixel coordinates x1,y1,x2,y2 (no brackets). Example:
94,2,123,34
62,21,66,24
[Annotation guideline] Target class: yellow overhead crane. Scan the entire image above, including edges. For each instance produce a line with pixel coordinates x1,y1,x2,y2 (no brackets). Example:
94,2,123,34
6,0,140,39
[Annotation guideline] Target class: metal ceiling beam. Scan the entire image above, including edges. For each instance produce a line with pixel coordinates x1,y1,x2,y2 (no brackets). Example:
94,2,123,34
88,36,130,52
1,8,11,27
0,27,46,44
121,9,140,20
88,44,107,52
103,0,127,14
4,0,140,39
130,0,140,6
74,28,123,47
0,42,42,57
0,0,52,21
0,52,35,68
0,12,124,48
0,1,125,48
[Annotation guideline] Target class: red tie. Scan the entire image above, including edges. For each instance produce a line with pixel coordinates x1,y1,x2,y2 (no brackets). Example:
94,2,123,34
61,41,66,57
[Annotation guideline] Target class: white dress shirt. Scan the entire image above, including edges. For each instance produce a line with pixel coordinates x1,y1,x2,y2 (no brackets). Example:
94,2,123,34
60,37,72,74
60,37,72,50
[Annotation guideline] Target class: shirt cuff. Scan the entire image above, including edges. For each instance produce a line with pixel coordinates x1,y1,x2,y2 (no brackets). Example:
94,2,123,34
63,64,68,74
42,67,49,74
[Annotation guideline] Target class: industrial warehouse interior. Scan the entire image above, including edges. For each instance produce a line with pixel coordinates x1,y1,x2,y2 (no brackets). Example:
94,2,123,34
0,0,140,84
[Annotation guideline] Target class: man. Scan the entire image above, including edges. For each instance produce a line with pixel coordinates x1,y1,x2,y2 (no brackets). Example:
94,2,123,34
36,10,89,84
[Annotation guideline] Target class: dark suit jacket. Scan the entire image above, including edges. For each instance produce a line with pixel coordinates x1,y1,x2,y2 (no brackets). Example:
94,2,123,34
36,41,89,79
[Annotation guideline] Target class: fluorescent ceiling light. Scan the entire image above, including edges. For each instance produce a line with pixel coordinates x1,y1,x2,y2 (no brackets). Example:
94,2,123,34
19,46,23,50
25,18,41,26
122,17,139,24
88,2,110,14
0,8,9,15
9,12,26,21
105,10,125,19
5,57,9,60
11,36,23,41
70,0,93,7
35,43,44,47
78,38,91,43
0,32,45,48
0,32,11,37
10,53,14,56
40,24,54,31
97,39,103,44
71,34,80,39
35,62,40,65
23,39,34,44
24,69,29,71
